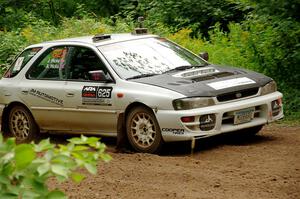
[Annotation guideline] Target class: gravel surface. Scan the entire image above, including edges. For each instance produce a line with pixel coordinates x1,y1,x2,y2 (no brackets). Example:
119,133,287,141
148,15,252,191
48,124,300,199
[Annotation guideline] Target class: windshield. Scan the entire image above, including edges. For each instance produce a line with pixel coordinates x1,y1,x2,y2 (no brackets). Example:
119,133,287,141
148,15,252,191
98,37,207,79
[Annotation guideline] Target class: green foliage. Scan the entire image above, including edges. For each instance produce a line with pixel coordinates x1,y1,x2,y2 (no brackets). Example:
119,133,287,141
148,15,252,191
0,0,299,119
0,0,122,31
168,24,256,70
0,134,111,198
0,17,134,75
0,31,27,74
251,0,300,21
243,15,300,89
117,0,251,36
244,16,300,119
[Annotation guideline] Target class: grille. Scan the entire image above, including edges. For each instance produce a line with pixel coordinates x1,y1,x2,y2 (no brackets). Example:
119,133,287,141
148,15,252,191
217,87,259,102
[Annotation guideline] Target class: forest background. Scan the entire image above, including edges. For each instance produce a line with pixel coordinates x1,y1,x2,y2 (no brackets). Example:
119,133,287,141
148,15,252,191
0,0,299,121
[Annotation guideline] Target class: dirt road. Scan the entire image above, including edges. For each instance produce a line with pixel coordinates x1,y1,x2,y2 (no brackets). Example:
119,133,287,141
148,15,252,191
49,124,300,199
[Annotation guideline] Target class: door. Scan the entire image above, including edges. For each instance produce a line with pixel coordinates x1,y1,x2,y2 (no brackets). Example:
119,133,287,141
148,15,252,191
20,46,68,131
61,46,118,134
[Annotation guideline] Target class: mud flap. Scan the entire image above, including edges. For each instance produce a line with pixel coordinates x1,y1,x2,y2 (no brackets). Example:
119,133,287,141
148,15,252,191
116,113,130,151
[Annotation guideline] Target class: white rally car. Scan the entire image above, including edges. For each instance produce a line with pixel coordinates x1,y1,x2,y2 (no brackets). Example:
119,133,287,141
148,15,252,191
0,32,283,153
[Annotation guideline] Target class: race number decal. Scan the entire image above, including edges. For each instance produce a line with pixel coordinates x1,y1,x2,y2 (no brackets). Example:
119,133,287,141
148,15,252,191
97,87,112,98
82,86,113,105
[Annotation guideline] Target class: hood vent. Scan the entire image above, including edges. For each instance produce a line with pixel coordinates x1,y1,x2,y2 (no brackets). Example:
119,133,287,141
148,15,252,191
173,67,219,79
192,72,235,82
173,67,237,82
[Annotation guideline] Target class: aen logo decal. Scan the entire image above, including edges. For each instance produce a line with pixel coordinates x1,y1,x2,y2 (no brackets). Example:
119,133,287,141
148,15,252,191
82,86,113,105
162,128,184,135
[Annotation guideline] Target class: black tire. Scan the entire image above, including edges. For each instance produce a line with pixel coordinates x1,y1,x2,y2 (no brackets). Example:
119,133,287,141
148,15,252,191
126,106,163,153
8,105,38,143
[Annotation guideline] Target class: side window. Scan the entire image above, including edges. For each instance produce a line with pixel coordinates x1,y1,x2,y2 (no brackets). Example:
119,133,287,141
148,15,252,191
27,47,68,80
67,46,111,82
4,47,42,78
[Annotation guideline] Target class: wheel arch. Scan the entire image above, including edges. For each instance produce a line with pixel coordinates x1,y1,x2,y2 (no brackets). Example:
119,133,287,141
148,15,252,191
1,101,38,133
124,102,155,120
122,102,163,153
116,102,156,139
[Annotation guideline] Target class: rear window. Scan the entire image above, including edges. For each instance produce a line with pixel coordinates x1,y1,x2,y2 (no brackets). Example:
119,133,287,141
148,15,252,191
3,47,42,78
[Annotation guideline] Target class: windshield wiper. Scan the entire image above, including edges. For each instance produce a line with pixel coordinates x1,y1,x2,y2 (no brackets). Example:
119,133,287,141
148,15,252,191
126,73,158,80
163,64,209,74
163,65,194,74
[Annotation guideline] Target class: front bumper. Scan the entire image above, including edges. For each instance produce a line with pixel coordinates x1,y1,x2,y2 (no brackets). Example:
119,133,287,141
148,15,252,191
157,91,283,142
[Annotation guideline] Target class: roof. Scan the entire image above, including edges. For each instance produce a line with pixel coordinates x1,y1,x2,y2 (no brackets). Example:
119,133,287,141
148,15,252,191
37,33,158,47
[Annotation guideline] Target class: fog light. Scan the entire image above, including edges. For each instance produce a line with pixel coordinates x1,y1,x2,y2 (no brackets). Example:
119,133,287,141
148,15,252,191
199,114,216,131
272,98,282,116
181,116,195,123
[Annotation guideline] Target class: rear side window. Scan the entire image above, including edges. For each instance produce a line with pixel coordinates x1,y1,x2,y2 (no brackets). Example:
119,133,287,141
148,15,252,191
3,47,42,78
27,47,69,80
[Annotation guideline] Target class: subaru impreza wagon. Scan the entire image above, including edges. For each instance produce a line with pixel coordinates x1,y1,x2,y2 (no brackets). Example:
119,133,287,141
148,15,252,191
0,32,283,153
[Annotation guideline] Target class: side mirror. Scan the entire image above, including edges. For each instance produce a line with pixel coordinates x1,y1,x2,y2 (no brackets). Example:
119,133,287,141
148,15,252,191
199,52,209,61
88,70,113,82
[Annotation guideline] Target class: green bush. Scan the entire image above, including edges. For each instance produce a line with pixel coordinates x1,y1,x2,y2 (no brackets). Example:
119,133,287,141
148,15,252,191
0,31,27,74
0,17,134,73
0,16,298,120
0,134,111,199
116,0,250,36
168,24,257,70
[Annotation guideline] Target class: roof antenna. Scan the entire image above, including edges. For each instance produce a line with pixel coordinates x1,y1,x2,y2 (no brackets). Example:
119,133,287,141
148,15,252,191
132,16,148,35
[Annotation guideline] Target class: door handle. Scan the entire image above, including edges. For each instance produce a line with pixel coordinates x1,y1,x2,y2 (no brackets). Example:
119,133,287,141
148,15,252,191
21,89,29,95
66,92,75,97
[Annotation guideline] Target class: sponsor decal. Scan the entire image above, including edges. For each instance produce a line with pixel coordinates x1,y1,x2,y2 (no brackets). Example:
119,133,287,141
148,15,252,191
82,86,97,98
162,128,185,135
82,86,113,105
199,114,216,131
52,48,66,59
29,89,63,106
14,57,25,71
47,48,68,69
207,77,256,90
47,58,60,69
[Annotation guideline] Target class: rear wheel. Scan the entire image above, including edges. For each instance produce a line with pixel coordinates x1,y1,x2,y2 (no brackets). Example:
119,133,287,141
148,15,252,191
8,105,38,143
126,106,163,153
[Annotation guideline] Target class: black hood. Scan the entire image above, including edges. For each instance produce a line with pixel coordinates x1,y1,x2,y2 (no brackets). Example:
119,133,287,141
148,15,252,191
132,65,272,97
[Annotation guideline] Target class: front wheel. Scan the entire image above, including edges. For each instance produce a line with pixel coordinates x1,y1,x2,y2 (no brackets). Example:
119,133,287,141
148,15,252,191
8,105,38,143
126,106,163,153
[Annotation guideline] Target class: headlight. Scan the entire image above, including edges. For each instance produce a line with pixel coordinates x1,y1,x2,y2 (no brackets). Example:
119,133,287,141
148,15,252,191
261,81,277,95
173,97,215,110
